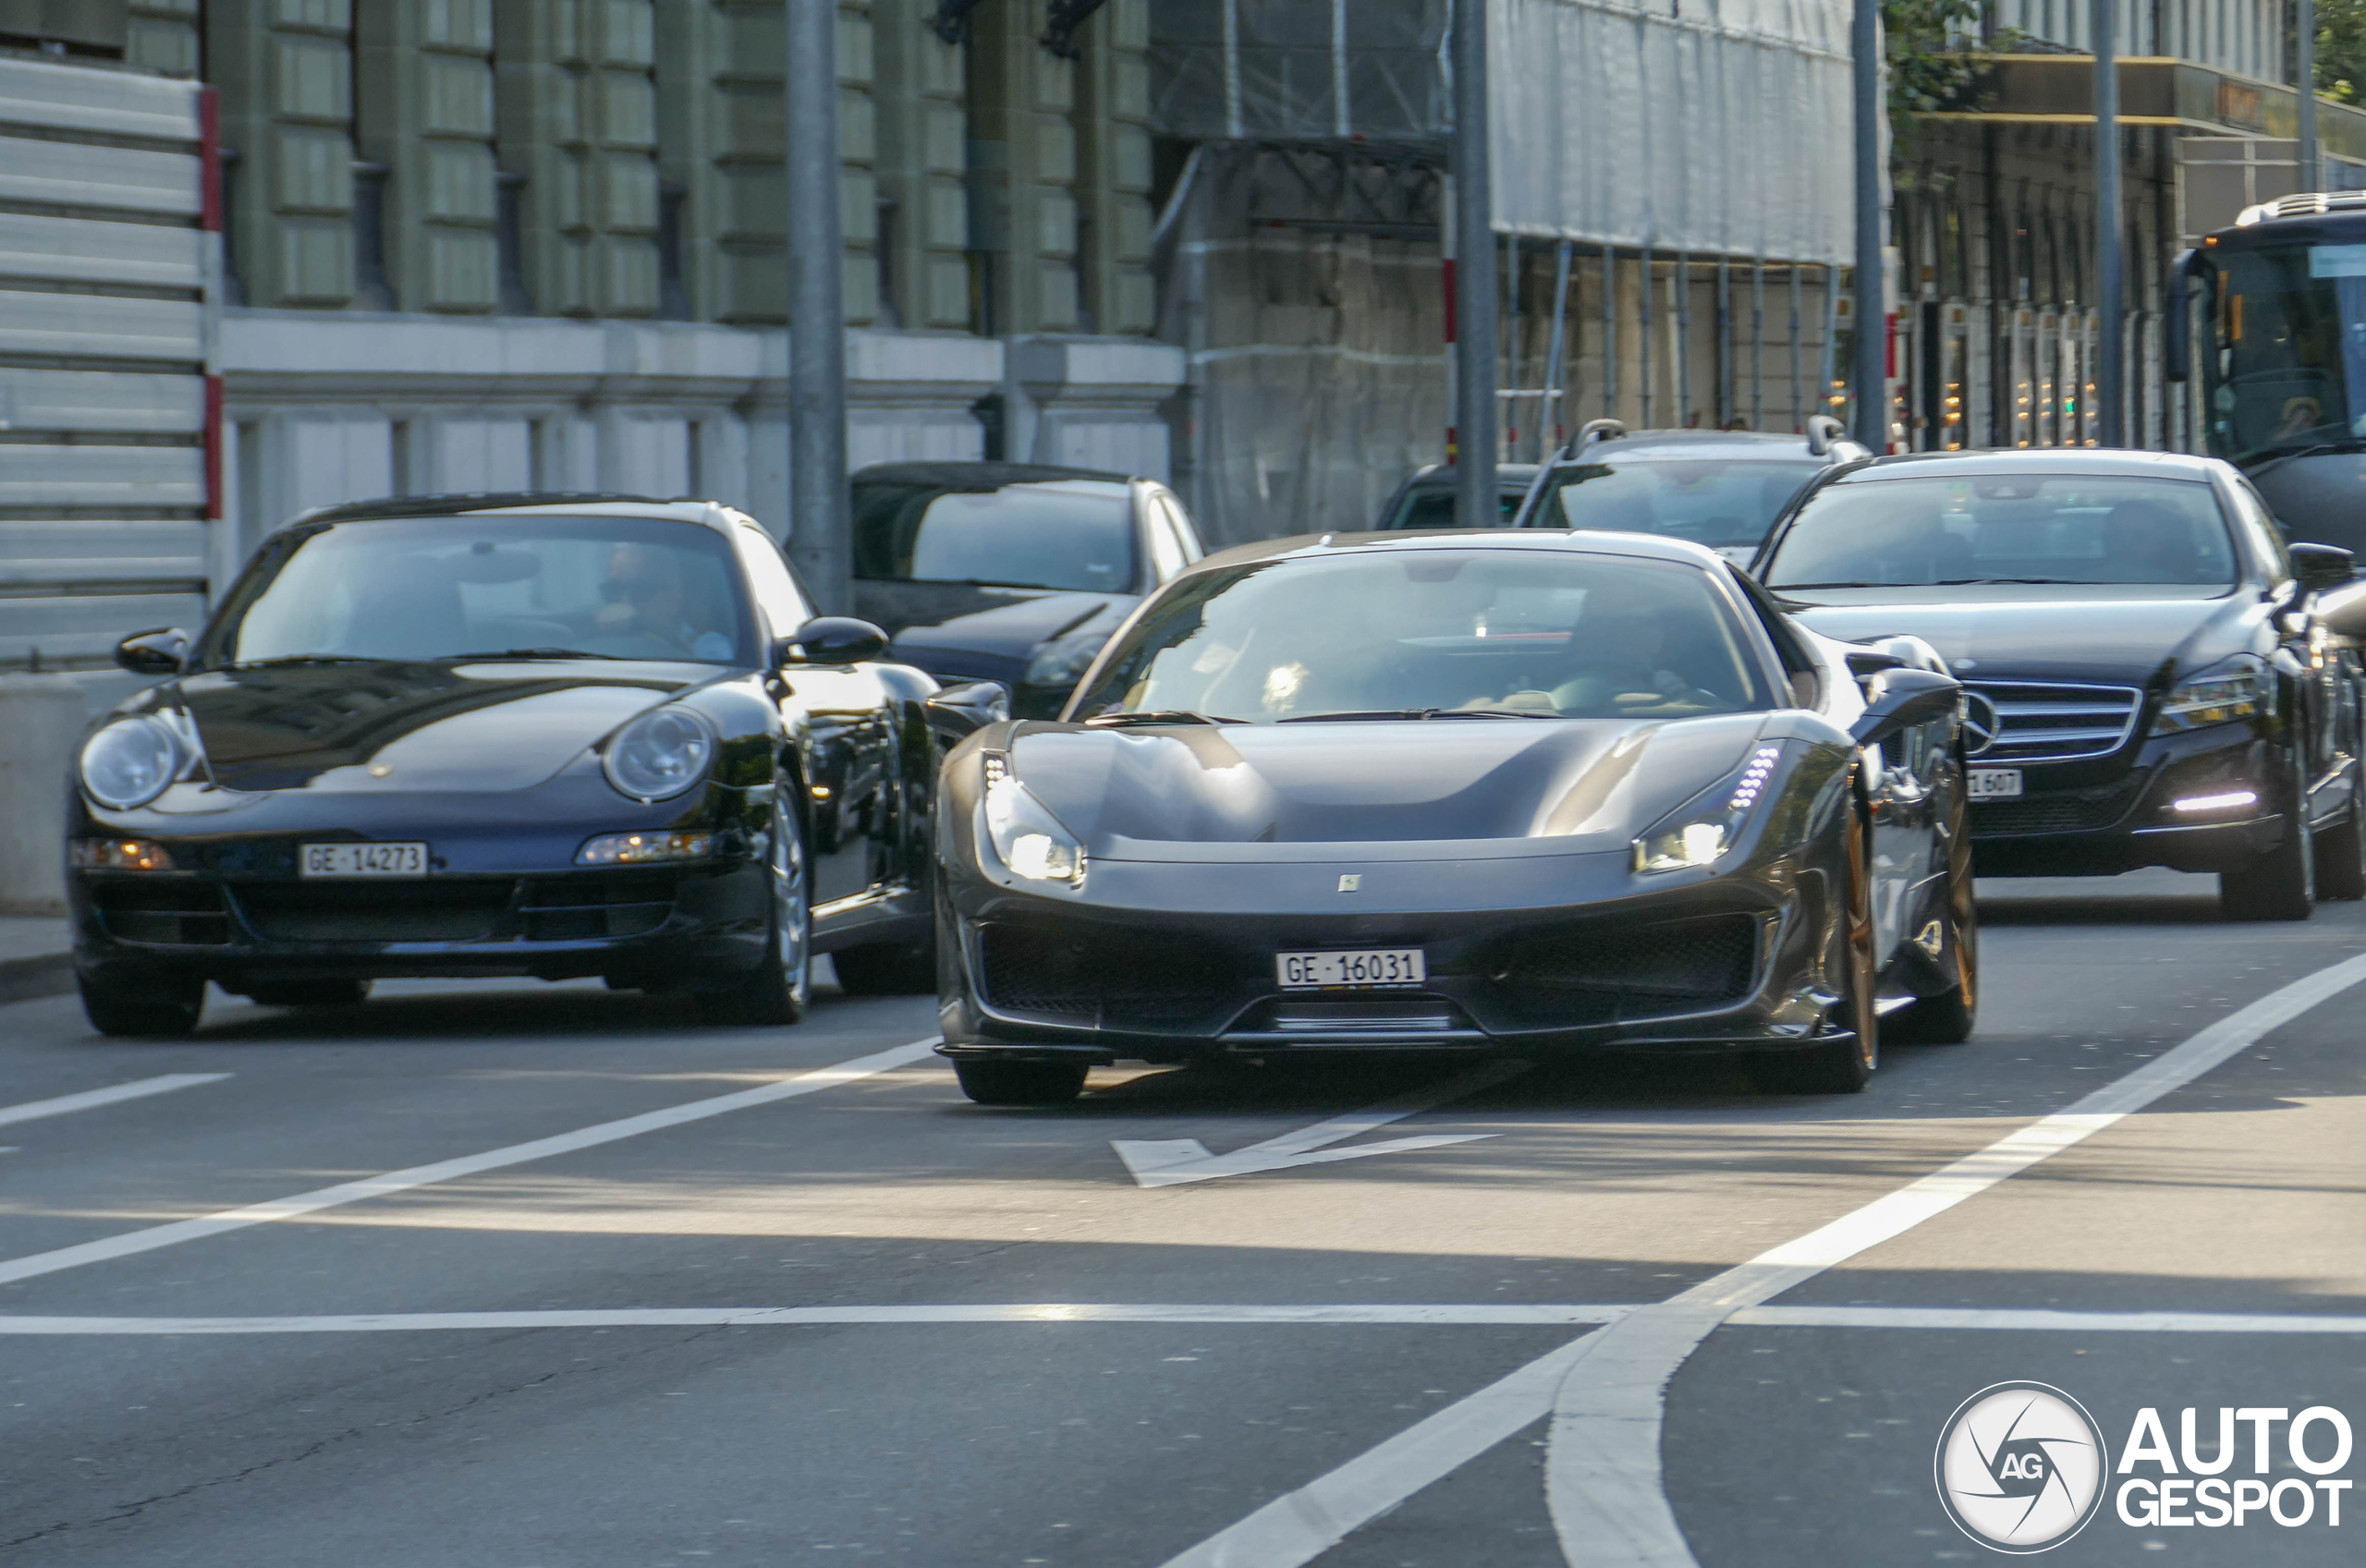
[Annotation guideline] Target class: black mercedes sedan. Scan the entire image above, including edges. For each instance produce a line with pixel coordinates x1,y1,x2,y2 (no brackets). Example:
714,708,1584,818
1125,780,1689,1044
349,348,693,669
850,462,1205,719
1753,450,2366,919
933,529,1972,1105
67,493,990,1038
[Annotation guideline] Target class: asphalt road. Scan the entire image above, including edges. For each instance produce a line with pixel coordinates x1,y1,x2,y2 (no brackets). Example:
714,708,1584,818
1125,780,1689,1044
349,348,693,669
2,869,2362,1567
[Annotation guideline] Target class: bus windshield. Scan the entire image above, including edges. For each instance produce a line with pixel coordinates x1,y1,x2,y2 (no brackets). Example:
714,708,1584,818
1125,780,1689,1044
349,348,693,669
2203,242,2366,463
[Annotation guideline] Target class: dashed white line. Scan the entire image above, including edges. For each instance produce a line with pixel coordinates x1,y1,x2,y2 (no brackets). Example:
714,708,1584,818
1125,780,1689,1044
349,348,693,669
0,1038,939,1289
0,1304,1635,1334
1155,947,2366,1568
1731,1305,2366,1334
0,1074,232,1129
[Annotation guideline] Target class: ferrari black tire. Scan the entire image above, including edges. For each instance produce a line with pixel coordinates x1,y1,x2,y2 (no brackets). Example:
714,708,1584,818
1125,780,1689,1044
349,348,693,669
2221,809,2315,922
702,800,812,1026
1750,802,1878,1094
954,1058,1089,1106
79,970,204,1039
244,978,372,1009
1887,772,1978,1045
830,941,937,995
2312,792,2366,901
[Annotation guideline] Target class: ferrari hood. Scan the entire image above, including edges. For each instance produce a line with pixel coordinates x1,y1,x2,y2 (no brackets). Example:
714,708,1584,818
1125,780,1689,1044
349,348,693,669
859,580,1134,682
1782,588,2250,685
1006,714,1771,857
173,660,708,792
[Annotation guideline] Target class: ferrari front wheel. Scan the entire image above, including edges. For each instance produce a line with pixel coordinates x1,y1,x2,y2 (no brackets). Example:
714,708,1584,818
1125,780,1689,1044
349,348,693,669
954,1058,1089,1106
1750,803,1878,1094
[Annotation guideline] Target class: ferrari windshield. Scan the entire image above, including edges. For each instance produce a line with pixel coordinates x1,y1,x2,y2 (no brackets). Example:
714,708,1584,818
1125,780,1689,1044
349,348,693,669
1762,474,2238,591
1531,460,1821,550
1072,547,1774,723
205,516,759,667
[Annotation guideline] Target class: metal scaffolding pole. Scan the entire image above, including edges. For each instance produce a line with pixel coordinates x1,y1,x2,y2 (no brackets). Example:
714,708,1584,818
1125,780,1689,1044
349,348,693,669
786,0,850,609
1603,245,1617,421
2095,0,2124,445
1751,256,1765,432
2301,0,2320,189
1539,239,1572,457
1640,244,1654,427
1716,255,1732,428
1676,252,1692,426
1505,234,1521,457
1451,0,1497,527
1850,0,1885,447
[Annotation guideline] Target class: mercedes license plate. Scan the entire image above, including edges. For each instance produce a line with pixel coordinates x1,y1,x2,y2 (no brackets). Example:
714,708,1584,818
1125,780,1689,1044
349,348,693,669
1276,948,1426,990
1967,769,2024,800
300,842,429,879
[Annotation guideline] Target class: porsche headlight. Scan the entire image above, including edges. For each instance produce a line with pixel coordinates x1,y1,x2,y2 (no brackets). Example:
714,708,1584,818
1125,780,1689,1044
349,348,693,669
1025,630,1111,690
982,756,1086,886
2153,655,2272,734
79,716,183,810
603,707,716,802
1632,744,1784,874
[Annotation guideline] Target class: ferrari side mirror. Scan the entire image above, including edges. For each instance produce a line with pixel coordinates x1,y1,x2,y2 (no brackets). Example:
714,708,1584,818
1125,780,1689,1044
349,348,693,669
2317,578,2366,642
1848,667,1959,749
1843,647,1907,681
781,616,889,665
115,627,189,677
924,679,1012,744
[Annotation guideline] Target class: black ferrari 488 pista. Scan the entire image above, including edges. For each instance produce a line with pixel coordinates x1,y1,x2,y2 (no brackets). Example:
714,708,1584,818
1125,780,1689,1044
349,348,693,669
932,529,1971,1104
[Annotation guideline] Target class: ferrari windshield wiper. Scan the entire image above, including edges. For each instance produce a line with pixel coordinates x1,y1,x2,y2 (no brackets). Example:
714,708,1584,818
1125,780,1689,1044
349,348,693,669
1085,709,1243,726
1929,577,2082,586
450,648,625,661
1765,580,1892,590
1278,708,1555,722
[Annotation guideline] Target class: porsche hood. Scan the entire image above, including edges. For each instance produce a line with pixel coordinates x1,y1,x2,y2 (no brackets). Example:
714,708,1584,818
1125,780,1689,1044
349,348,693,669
170,660,706,793
1004,714,1773,857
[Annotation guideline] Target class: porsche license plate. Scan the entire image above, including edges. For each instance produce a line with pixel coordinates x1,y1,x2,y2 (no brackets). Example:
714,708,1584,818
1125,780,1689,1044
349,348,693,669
300,842,429,879
1276,948,1426,990
1967,769,2024,800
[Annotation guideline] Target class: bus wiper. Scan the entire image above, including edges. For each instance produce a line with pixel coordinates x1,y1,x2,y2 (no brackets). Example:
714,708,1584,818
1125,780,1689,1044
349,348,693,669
1085,709,1242,726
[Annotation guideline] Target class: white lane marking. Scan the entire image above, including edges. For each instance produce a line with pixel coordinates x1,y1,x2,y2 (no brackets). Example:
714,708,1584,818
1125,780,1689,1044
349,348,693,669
1733,1305,2366,1334
0,1074,232,1129
1156,948,2366,1568
0,1038,940,1288
0,1304,1637,1334
1112,1061,1525,1186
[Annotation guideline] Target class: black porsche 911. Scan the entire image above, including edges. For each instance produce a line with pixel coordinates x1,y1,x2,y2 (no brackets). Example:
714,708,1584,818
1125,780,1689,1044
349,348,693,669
932,529,1972,1105
67,492,1001,1038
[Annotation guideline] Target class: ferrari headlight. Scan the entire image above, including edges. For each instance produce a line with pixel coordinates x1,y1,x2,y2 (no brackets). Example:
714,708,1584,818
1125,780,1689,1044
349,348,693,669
1025,630,1111,690
79,716,183,810
982,756,1086,886
2153,655,2271,734
603,707,715,802
1632,744,1783,874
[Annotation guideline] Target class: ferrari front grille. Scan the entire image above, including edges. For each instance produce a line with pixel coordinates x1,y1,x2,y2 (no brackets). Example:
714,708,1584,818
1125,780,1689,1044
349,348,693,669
1500,914,1760,1015
1964,680,2142,764
976,922,1235,1029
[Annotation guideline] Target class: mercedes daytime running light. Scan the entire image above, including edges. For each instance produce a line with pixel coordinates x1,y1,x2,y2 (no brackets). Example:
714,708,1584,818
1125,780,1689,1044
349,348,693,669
79,716,183,810
603,707,716,802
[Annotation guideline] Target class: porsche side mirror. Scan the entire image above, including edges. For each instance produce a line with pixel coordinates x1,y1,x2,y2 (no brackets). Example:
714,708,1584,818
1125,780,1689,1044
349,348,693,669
115,627,189,677
924,679,1011,744
781,616,889,665
2291,542,2356,592
2317,578,2366,642
1848,667,1959,749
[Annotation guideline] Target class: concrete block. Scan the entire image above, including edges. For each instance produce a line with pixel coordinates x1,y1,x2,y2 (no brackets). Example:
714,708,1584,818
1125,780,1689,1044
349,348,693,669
0,675,84,918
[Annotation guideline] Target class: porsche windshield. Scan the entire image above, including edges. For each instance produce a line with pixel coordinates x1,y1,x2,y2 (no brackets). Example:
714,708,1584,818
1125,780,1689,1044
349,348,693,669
1073,548,1774,723
1762,474,2238,592
1531,460,1820,549
206,517,759,667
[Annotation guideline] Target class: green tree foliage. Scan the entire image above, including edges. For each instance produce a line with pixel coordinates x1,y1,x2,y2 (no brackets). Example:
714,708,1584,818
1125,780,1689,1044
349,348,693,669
1885,0,1988,116
2316,0,2366,102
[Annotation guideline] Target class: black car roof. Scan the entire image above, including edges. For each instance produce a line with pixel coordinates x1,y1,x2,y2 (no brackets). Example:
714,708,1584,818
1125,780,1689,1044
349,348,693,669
1825,449,2221,483
850,461,1135,491
1194,526,1726,576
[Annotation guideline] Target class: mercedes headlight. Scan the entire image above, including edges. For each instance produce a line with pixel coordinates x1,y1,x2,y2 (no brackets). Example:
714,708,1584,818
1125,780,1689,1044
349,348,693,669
1633,744,1784,874
2153,655,2271,734
982,756,1086,886
603,707,716,802
79,716,183,810
1025,629,1111,691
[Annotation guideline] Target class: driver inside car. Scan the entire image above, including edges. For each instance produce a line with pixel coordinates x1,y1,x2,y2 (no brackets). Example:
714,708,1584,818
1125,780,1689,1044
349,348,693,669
592,544,735,660
1459,601,1723,715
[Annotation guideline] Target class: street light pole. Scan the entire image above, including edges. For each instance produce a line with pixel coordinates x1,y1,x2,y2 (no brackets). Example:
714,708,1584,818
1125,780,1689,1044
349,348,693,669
786,0,851,611
1451,0,1498,528
1850,0,1886,449
2095,0,2124,446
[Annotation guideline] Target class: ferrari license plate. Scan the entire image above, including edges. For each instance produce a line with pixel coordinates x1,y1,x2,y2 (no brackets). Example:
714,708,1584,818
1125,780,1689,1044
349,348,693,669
1276,948,1426,990
1967,769,2024,800
300,842,429,879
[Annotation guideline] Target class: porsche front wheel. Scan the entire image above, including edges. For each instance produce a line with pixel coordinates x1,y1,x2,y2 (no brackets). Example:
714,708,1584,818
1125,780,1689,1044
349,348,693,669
704,800,812,1026
1750,804,1878,1094
79,969,204,1039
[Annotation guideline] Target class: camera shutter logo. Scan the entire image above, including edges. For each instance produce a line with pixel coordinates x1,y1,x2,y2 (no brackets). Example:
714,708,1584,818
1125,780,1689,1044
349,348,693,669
1934,1382,2111,1552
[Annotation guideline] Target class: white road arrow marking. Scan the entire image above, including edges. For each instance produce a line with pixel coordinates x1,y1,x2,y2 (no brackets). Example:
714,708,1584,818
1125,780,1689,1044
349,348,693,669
1112,1061,1527,1186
